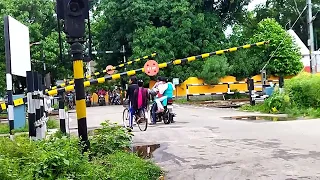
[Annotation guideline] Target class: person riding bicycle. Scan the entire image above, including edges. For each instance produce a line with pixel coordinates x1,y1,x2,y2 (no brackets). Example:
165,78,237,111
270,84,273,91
133,79,149,123
125,76,139,129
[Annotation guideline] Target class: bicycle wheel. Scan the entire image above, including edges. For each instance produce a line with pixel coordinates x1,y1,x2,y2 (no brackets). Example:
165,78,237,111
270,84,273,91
136,109,148,131
122,108,130,128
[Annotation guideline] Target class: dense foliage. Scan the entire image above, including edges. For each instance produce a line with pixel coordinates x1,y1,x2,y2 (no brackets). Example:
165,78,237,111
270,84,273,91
249,18,303,76
0,0,73,95
0,121,162,180
0,0,316,92
91,0,251,84
242,73,320,118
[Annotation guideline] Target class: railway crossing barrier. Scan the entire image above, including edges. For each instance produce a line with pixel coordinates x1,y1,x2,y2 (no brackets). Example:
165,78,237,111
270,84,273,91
186,78,283,103
1,41,269,138
46,41,270,96
50,52,157,90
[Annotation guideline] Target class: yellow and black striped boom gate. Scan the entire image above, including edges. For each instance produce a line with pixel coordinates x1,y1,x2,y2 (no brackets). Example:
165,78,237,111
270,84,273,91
51,52,157,90
46,41,270,96
0,41,269,109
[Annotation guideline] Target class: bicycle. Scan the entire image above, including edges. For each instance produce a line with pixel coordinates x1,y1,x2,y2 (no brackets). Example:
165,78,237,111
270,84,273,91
122,100,148,131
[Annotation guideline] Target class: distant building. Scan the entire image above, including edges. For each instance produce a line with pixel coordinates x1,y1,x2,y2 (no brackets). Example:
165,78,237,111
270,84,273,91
287,29,320,72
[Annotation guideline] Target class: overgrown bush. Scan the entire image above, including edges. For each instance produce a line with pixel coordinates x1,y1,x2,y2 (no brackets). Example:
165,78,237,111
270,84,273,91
285,73,320,108
264,90,290,113
242,73,320,118
104,151,162,180
0,121,162,180
90,121,133,157
0,136,109,180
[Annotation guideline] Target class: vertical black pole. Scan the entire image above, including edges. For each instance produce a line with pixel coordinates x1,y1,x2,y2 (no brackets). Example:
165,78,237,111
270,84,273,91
279,76,284,89
39,75,44,118
58,92,66,134
57,18,63,63
27,71,36,138
71,42,89,151
4,16,14,139
34,72,40,138
87,12,92,60
247,78,255,106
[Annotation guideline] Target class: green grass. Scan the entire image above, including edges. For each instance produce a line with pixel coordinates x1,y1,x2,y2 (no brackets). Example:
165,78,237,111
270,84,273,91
240,104,320,119
174,98,188,104
240,104,269,113
103,151,163,180
0,113,7,118
0,123,28,134
0,118,59,134
47,118,59,129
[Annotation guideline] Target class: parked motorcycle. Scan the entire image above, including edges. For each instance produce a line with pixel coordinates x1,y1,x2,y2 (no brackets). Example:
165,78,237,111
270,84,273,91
66,93,74,109
86,93,91,107
110,93,121,105
98,95,106,106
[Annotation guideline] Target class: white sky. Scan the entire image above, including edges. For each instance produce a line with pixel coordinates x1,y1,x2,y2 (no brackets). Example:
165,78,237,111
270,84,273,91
247,0,267,11
224,0,267,37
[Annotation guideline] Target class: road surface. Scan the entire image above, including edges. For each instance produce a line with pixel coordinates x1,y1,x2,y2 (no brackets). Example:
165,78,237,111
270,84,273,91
69,105,320,180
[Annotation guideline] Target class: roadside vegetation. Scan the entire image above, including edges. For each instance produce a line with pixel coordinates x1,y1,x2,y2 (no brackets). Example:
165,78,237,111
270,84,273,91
241,73,320,118
0,121,162,180
0,118,60,134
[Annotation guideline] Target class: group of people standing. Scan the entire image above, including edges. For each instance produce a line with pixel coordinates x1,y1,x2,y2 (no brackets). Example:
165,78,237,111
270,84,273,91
125,76,175,127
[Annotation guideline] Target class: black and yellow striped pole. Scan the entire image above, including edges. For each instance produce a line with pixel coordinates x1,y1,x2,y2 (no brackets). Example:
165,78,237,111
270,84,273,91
46,41,269,96
50,52,157,90
71,42,89,151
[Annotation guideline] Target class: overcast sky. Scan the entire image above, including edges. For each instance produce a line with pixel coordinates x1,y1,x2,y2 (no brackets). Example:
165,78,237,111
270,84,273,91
247,0,267,11
225,0,267,37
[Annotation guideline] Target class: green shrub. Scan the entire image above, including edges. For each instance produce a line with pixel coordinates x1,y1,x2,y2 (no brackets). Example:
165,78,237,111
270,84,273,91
103,151,162,180
0,121,162,180
0,136,109,180
285,73,320,108
52,103,58,110
264,90,290,113
90,121,133,157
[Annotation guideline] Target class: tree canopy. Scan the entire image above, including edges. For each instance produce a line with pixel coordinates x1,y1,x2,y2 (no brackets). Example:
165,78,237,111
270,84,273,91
0,0,72,95
0,0,317,94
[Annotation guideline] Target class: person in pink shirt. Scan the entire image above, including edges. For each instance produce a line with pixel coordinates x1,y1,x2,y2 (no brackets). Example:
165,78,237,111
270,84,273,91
133,79,149,122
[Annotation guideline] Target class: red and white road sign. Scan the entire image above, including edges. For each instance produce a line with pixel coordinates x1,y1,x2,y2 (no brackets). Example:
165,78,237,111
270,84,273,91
144,60,159,76
106,65,115,75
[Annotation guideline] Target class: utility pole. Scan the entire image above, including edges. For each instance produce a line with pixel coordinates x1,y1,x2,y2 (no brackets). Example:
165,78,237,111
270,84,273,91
307,0,316,73
122,45,126,71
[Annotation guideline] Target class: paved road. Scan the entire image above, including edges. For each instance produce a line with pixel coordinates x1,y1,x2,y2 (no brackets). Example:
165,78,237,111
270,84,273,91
69,105,320,180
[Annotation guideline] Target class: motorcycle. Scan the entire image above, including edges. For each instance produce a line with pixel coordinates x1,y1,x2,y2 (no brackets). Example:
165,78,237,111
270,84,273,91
86,94,91,107
98,95,106,106
150,97,175,124
110,93,121,105
66,93,74,109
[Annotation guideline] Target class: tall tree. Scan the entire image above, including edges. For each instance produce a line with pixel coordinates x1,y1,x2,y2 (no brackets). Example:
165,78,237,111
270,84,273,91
92,0,250,83
0,0,73,95
250,0,320,50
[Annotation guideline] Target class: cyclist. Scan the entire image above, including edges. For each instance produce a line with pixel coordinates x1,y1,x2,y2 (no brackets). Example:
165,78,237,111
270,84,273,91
125,76,139,129
133,79,149,123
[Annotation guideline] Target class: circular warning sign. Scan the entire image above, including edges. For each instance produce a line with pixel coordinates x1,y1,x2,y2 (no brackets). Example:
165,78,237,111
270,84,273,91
144,60,159,76
106,65,115,75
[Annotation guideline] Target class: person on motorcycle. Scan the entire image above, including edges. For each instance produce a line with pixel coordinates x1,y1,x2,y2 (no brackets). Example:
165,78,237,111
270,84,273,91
65,92,74,109
125,76,139,129
97,89,106,96
133,79,149,122
154,77,172,112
